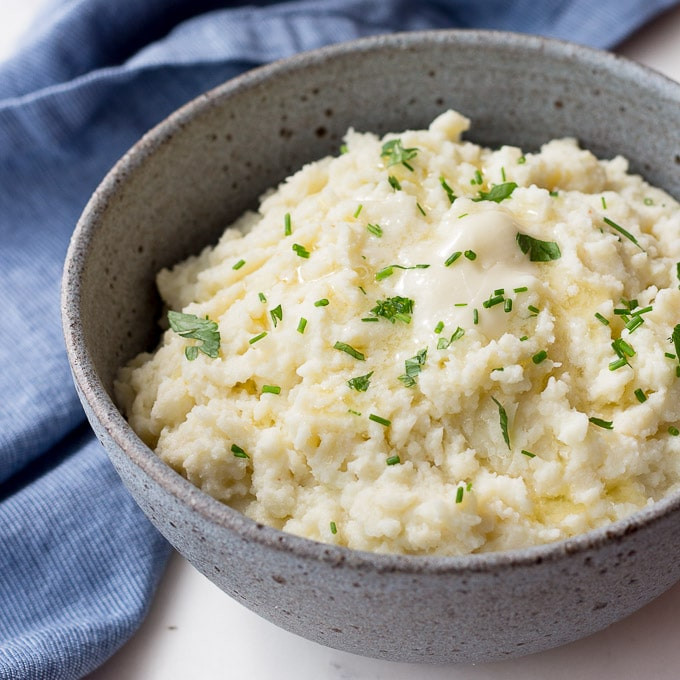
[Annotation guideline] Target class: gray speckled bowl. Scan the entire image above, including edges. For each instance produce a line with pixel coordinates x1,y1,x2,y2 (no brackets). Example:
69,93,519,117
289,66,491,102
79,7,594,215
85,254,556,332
62,31,680,664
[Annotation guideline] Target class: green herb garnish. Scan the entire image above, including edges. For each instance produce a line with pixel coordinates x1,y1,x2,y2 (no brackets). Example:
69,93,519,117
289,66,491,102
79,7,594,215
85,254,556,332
262,385,281,395
473,182,517,203
232,258,246,270
517,155,526,164
292,243,310,258
367,223,383,237
375,263,430,281
269,304,283,327
386,454,400,464
334,341,365,361
314,298,329,307
370,296,414,324
670,426,680,436
354,204,363,218
491,397,511,449
455,486,464,503
589,416,613,430
445,251,462,267
437,327,465,350
594,312,610,326
249,331,267,345
168,310,220,360
603,216,644,251
330,521,338,534
258,292,267,303
284,212,292,236
434,321,444,334
439,176,457,203
398,348,427,387
634,388,647,403
381,139,419,170
370,414,391,427
388,175,402,191
231,444,249,459
464,250,477,261
347,371,373,392
516,233,561,261
297,318,307,334
532,350,548,364
521,450,536,458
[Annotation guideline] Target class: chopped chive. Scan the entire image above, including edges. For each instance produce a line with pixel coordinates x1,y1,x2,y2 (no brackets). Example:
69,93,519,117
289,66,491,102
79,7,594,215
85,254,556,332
644,197,654,206
473,308,479,325
589,416,613,430
269,304,283,327
519,335,529,341
258,292,267,303
284,212,292,236
532,350,548,364
634,388,647,403
483,295,505,309
361,317,379,322
517,155,526,164
314,298,329,307
359,286,367,295
231,444,249,459
455,486,464,503
386,455,400,465
501,167,507,182
491,396,511,449
514,286,528,293
669,426,680,436
445,251,462,267
613,308,630,316
594,312,610,326
370,414,391,427
612,338,635,358
388,175,402,191
677,365,680,378
354,204,363,218
492,367,504,372
262,385,281,395
464,250,477,261
609,357,628,371
633,305,653,316
521,450,536,458
466,482,473,492
603,216,644,250
528,305,540,315
249,331,267,344
330,521,338,534
334,341,365,361
458,213,468,219
297,317,307,334
454,303,468,307
434,321,444,334
494,288,505,295
416,202,426,216
340,144,348,154
367,223,383,237
549,190,559,197
292,243,310,258
375,263,430,281
232,258,246,270
347,371,373,392
625,315,645,333
348,409,362,416
439,176,457,203
601,196,607,210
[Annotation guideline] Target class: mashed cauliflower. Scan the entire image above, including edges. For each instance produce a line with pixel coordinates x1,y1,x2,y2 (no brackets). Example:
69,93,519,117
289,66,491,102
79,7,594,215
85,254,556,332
115,110,680,556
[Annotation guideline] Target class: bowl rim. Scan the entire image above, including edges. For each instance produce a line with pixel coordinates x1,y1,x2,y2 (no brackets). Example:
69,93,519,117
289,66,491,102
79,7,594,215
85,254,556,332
62,28,680,575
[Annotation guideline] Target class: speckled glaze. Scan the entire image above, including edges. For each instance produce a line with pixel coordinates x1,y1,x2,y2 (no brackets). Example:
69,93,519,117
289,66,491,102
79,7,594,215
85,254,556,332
62,31,680,664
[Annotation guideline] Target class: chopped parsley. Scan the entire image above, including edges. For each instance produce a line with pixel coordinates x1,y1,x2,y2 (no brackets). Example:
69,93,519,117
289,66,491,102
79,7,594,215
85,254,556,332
398,348,427,387
167,310,220,360
334,341,365,361
473,182,517,203
381,139,419,170
491,397,511,449
269,304,283,327
437,327,464,350
347,371,373,392
292,243,310,258
516,233,561,261
231,444,249,459
370,296,414,324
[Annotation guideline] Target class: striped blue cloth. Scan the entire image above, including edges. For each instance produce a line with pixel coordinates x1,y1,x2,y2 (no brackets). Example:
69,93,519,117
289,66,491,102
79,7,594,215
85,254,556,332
0,0,676,677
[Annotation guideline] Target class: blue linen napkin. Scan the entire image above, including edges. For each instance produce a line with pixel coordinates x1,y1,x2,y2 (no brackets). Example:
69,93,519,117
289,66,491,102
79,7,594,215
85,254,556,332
0,0,676,677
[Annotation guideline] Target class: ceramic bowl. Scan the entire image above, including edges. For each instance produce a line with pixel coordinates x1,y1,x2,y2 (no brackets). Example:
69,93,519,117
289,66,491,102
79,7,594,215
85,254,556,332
61,30,680,664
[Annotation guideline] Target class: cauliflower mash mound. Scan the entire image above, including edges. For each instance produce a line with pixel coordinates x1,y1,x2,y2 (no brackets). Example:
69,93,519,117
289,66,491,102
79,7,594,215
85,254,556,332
116,111,680,556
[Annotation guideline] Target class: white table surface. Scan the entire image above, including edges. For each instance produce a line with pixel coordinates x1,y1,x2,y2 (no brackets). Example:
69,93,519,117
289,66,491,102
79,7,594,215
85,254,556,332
4,4,680,679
